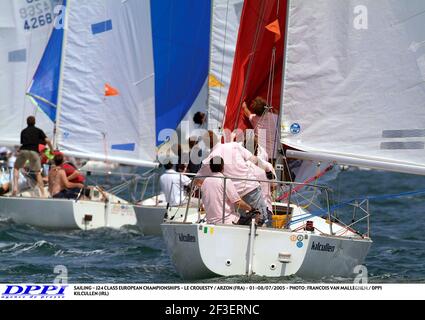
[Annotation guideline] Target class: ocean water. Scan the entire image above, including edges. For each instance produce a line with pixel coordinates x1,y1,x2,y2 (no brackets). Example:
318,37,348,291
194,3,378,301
1,169,425,284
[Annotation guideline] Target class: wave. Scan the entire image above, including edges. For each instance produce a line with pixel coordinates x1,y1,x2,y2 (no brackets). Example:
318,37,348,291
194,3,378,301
0,240,58,256
54,248,107,257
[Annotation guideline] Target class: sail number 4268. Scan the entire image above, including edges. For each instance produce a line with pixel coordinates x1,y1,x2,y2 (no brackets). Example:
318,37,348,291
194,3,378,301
19,0,56,31
24,13,54,30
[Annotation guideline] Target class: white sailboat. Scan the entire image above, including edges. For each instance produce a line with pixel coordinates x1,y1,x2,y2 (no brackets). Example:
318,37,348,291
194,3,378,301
161,0,424,280
0,0,157,230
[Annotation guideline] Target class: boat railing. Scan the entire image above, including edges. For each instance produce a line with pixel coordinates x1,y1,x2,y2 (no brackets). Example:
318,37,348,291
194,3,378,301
86,169,197,205
138,170,198,208
184,175,334,231
328,198,371,238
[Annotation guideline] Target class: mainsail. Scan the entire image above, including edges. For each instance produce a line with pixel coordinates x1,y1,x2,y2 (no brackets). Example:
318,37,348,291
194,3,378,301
29,0,157,167
0,0,56,146
281,0,425,175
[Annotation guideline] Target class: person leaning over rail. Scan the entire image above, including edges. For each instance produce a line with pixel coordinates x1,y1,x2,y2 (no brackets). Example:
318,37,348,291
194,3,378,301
243,97,279,162
243,132,276,214
13,116,53,197
197,131,274,226
201,157,252,225
48,154,85,199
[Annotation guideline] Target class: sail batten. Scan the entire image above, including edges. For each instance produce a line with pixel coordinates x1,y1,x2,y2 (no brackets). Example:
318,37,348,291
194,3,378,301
281,0,425,173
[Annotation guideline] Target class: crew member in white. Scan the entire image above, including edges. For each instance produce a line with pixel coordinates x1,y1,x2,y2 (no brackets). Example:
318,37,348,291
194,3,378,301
160,162,191,206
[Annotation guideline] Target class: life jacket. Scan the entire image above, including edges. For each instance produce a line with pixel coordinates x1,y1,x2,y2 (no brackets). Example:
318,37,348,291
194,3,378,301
61,162,85,184
39,144,54,165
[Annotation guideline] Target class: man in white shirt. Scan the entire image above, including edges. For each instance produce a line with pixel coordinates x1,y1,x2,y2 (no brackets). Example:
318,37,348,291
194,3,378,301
160,162,192,207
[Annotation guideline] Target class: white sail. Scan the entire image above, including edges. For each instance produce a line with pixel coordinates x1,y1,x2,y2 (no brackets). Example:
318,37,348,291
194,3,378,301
0,0,55,146
56,0,156,167
281,0,425,175
208,0,243,130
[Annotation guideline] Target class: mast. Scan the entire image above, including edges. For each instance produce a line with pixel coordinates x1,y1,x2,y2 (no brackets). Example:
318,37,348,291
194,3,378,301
276,0,291,178
53,0,71,150
279,0,291,146
207,0,214,130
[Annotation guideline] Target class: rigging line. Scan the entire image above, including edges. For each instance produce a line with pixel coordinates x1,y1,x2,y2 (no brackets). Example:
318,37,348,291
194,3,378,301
267,22,283,160
21,12,35,131
101,1,111,171
24,21,34,118
335,166,343,219
285,164,326,211
265,47,276,108
249,47,277,159
102,132,110,173
267,48,279,160
216,0,232,128
233,0,267,131
298,164,322,210
277,163,334,201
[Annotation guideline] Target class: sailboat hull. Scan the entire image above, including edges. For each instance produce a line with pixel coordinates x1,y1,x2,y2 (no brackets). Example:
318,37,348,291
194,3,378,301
135,205,168,236
135,204,201,236
0,197,137,230
161,222,372,280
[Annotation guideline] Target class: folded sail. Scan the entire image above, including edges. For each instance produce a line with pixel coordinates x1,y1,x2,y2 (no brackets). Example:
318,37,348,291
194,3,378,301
56,0,156,167
282,0,425,175
0,0,56,146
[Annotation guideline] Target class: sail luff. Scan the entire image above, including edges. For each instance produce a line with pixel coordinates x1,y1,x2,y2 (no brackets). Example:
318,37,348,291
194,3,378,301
206,0,215,129
53,0,70,150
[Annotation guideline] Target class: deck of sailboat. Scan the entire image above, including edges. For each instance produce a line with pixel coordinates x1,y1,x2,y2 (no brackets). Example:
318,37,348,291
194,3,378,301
0,185,137,230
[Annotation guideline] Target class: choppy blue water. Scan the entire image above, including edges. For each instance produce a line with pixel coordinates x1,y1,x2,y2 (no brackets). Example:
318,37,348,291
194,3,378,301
1,170,425,283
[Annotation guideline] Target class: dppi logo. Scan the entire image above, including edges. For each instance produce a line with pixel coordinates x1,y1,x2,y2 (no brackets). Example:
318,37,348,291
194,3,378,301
2,285,67,300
